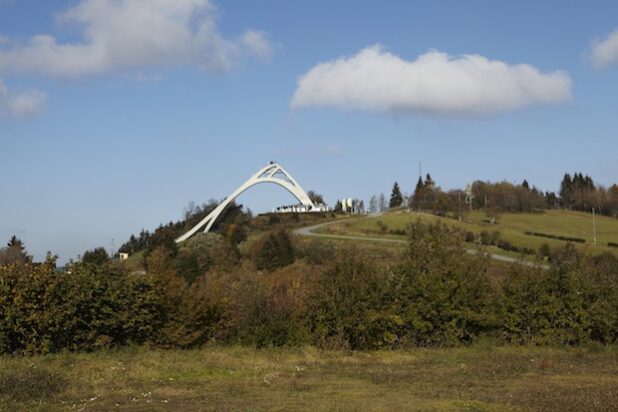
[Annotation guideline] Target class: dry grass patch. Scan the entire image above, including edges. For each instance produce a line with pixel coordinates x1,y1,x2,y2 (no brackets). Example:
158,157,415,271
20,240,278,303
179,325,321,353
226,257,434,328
0,345,617,411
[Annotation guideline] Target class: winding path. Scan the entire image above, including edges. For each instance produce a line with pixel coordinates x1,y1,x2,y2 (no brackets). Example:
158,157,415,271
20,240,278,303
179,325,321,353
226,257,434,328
293,217,550,270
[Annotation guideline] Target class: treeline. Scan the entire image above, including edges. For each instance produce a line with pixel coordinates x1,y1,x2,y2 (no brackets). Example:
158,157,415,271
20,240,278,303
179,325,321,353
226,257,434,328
559,173,618,216
117,200,248,257
398,172,618,219
2,221,618,354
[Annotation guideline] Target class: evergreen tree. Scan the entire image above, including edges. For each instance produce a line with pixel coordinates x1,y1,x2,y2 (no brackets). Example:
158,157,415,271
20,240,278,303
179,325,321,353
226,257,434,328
415,176,424,194
389,182,403,208
522,179,530,190
560,173,573,209
424,174,435,190
410,176,424,209
82,247,110,266
0,236,31,265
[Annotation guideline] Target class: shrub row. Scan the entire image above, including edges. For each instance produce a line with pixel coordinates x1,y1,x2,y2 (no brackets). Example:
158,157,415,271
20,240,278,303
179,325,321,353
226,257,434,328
1,222,618,354
0,263,164,354
608,242,618,248
472,230,535,255
525,231,586,243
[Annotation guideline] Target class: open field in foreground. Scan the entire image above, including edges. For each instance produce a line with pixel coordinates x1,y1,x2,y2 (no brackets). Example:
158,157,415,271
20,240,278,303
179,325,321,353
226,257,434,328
1,345,617,411
320,210,618,257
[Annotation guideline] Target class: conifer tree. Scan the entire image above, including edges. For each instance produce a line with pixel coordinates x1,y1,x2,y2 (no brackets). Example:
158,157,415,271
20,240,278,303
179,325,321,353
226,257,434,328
389,182,403,208
560,173,573,209
424,174,435,189
0,236,31,265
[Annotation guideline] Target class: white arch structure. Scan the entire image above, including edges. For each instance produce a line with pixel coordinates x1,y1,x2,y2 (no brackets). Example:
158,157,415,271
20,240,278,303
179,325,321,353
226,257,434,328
176,162,317,243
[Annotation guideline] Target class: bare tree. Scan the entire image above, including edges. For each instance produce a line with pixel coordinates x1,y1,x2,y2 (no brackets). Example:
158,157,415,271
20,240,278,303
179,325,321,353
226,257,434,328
379,193,387,212
369,195,378,213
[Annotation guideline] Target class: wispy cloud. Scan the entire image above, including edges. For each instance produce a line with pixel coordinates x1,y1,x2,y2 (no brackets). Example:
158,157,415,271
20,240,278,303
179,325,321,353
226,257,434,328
589,28,618,69
0,78,45,119
292,45,571,116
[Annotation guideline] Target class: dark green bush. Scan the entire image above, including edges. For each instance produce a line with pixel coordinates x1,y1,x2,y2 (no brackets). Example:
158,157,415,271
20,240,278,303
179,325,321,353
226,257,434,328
480,230,490,245
307,249,395,350
392,221,498,346
538,243,551,259
253,229,295,271
502,244,618,345
525,231,586,243
0,262,164,354
464,231,476,242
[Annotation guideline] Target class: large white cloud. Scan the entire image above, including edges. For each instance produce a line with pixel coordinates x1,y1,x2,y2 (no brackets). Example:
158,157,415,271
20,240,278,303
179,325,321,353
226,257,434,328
589,29,618,68
291,46,571,116
0,78,45,119
0,0,272,77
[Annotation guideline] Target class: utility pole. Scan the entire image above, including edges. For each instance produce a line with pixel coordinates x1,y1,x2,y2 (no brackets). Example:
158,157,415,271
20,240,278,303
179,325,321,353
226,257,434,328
592,207,597,246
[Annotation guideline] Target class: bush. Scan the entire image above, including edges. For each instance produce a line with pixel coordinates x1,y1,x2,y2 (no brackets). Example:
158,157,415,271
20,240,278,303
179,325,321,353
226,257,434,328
489,231,501,246
608,242,618,248
525,231,586,243
538,243,551,259
177,233,239,282
307,249,395,350
253,229,295,271
392,220,498,346
464,231,476,243
496,239,512,251
297,239,335,265
0,262,164,354
502,244,618,345
480,230,490,245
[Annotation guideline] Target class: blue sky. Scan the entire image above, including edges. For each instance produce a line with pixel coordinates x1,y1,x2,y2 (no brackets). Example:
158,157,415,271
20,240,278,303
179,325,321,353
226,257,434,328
1,0,618,262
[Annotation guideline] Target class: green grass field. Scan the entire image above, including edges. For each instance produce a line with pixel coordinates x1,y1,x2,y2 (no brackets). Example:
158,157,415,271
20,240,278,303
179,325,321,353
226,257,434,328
320,209,618,257
1,345,617,411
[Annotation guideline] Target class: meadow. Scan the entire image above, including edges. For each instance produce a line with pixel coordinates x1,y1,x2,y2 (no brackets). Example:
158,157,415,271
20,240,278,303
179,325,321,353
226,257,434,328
1,345,617,411
319,209,618,257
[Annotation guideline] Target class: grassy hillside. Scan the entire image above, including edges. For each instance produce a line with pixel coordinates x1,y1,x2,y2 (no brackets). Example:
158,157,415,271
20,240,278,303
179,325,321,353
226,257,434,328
320,209,618,257
1,345,617,411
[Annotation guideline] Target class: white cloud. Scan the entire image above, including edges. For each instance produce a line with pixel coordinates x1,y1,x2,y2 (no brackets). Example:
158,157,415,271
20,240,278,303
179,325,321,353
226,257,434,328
292,46,571,116
0,0,272,77
241,30,273,60
0,78,46,119
589,29,618,68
